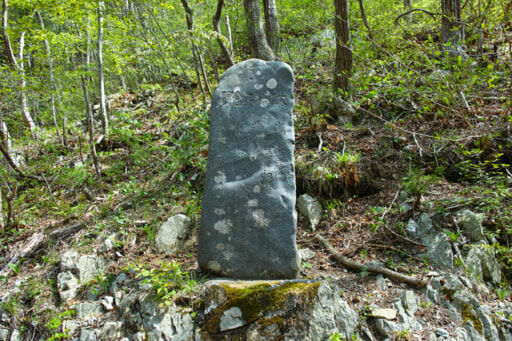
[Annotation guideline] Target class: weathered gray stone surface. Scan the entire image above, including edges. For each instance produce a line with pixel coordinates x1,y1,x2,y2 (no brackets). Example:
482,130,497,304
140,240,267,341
297,194,322,230
155,214,193,255
77,255,105,283
199,59,299,279
456,209,486,242
57,271,79,302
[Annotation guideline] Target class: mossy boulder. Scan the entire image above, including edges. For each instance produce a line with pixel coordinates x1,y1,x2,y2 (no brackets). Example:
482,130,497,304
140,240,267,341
198,279,358,340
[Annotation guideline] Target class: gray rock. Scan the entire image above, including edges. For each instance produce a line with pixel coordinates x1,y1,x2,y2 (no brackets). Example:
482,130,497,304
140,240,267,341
310,28,335,49
455,209,486,242
100,296,114,311
220,307,245,331
60,249,79,272
463,321,485,341
417,213,436,245
427,234,453,270
200,280,358,340
198,59,299,279
376,274,387,291
110,273,131,293
454,327,471,341
100,322,124,340
131,332,145,341
155,214,193,255
436,328,449,338
79,329,97,341
400,290,418,315
57,271,79,302
101,233,117,252
466,244,501,284
62,320,81,336
298,248,315,261
375,319,401,338
76,302,103,319
406,219,418,234
297,194,322,230
0,329,7,341
333,97,357,123
77,255,105,283
477,305,499,340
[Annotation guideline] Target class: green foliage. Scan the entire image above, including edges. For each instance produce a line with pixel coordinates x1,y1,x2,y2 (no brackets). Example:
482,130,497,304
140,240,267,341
401,167,438,208
132,261,198,306
45,309,75,341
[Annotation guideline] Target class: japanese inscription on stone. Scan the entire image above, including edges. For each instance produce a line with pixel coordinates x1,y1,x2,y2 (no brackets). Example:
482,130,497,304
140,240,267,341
198,59,299,279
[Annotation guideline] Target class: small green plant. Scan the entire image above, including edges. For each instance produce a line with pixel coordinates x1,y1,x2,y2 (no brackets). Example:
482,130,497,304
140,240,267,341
301,262,312,270
329,331,343,341
133,261,198,306
46,309,75,341
443,229,461,243
401,167,438,209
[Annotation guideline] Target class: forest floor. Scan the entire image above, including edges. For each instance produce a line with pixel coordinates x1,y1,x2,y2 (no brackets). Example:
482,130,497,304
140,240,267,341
0,82,511,338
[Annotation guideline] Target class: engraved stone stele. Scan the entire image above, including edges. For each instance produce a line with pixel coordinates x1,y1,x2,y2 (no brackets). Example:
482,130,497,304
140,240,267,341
198,59,299,279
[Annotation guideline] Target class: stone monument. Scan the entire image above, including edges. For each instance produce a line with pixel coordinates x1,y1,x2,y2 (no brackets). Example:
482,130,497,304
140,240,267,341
198,59,299,279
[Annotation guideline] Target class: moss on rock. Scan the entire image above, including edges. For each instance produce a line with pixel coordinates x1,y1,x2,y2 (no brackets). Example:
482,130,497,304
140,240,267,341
202,280,321,334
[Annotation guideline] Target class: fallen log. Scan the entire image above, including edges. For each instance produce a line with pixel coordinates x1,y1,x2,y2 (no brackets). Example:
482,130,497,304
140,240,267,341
314,234,428,288
0,222,84,277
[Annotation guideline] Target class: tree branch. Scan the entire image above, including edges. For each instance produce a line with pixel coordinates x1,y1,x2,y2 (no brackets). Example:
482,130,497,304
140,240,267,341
395,9,439,25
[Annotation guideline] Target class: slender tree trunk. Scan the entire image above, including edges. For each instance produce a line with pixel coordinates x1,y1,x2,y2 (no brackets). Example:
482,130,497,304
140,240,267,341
243,0,275,61
333,0,352,99
36,11,62,145
357,0,373,40
80,76,101,179
98,2,109,138
225,12,233,55
181,0,212,103
263,0,280,53
213,0,234,66
441,0,464,56
18,33,37,139
0,114,10,154
3,0,36,138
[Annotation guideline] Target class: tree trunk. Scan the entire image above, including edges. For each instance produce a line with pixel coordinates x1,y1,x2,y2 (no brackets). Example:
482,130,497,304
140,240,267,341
98,2,109,138
2,0,15,66
80,76,101,179
263,0,280,53
243,0,275,61
181,0,212,102
0,115,10,152
225,12,233,55
18,32,37,139
36,11,62,146
441,0,464,56
333,0,352,99
357,0,373,40
213,0,234,66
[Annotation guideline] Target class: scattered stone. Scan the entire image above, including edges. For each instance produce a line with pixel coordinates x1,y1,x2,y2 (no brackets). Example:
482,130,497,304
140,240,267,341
155,214,193,255
400,290,418,315
100,233,117,252
76,302,103,319
57,271,79,302
463,320,485,341
375,319,400,338
455,209,486,242
371,308,397,320
298,248,315,261
427,234,453,270
62,320,80,336
77,255,105,283
220,307,245,331
297,194,323,230
376,274,387,291
100,322,124,340
60,249,79,272
99,296,114,311
333,97,357,123
198,59,299,279
416,213,436,244
436,328,450,338
466,244,501,284
310,28,335,49
406,218,418,234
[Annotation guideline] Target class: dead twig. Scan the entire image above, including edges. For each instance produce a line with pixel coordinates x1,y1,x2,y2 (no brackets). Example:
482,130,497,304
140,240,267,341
0,222,84,277
314,234,428,287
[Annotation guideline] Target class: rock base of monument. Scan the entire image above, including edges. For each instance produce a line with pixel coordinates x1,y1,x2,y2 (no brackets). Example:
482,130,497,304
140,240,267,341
197,279,358,340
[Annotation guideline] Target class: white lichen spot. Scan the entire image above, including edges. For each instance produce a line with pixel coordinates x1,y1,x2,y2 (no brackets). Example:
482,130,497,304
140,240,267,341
266,78,277,89
216,243,225,250
220,307,245,331
254,83,264,90
236,175,242,180
214,171,226,184
253,209,270,228
214,219,233,234
233,86,241,93
248,153,257,161
260,98,270,108
208,261,221,272
218,136,227,144
214,208,225,216
256,70,262,76
223,251,234,260
248,199,258,207
253,185,261,193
